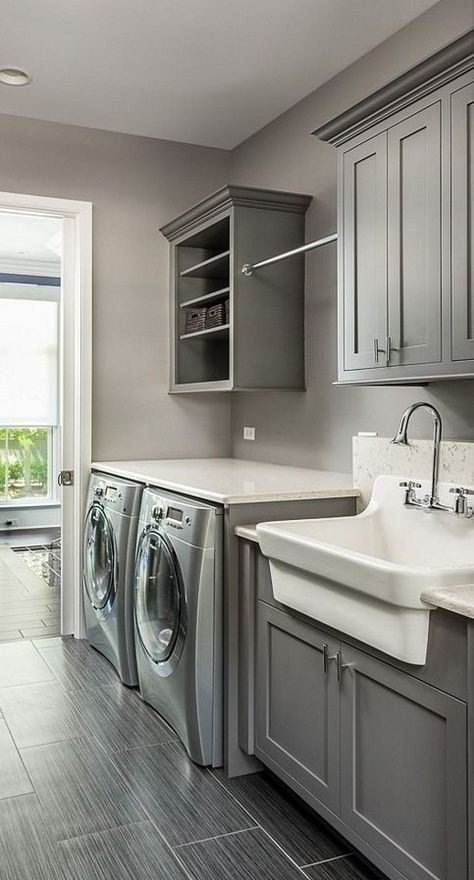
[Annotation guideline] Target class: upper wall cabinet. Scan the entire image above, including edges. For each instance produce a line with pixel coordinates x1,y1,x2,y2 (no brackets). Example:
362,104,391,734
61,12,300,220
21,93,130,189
314,31,474,385
160,185,311,392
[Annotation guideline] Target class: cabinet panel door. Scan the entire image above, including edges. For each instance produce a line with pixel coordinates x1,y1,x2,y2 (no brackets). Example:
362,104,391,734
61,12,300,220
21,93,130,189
451,80,474,361
388,103,442,366
255,603,340,814
342,132,387,370
341,646,467,880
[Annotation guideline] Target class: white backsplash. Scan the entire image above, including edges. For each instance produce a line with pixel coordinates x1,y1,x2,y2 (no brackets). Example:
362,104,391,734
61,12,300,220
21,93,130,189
353,436,474,509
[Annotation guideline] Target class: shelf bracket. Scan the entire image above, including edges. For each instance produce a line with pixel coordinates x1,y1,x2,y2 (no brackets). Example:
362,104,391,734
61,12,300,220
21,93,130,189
241,232,337,277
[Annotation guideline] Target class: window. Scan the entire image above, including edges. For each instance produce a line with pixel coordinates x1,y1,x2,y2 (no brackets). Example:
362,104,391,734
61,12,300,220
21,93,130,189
0,427,54,502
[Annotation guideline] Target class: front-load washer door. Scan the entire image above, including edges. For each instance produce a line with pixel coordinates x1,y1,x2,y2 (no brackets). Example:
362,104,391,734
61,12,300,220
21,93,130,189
83,503,116,613
135,527,185,675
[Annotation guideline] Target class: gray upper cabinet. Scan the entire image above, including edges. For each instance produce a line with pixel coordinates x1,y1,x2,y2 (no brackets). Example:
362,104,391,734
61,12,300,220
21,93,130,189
342,132,387,371
451,80,474,361
160,185,311,392
315,31,474,384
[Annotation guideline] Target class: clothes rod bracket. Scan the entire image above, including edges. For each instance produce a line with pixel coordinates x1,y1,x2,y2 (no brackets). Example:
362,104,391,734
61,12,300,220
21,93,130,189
241,232,337,277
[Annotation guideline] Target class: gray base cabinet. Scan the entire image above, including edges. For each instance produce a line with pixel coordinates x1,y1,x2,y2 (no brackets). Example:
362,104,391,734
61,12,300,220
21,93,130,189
340,646,467,880
240,538,472,880
256,604,340,814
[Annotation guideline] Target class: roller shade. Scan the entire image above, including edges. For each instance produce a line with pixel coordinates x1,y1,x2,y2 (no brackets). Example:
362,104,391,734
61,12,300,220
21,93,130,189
0,298,59,426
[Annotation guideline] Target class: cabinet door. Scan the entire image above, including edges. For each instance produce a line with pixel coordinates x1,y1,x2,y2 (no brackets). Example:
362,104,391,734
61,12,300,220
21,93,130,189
342,132,387,370
451,80,474,361
340,646,468,880
387,103,442,366
255,602,340,814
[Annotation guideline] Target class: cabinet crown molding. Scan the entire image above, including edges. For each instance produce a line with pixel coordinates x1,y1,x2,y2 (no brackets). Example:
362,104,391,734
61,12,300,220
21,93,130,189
160,184,312,242
313,29,473,146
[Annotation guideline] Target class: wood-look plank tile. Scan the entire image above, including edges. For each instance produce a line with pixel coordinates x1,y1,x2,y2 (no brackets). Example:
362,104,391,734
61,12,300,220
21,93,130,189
303,854,387,879
0,719,33,799
0,618,45,633
0,606,52,621
212,769,352,866
20,737,147,841
0,640,55,687
0,794,62,880
114,739,253,846
0,681,86,749
57,820,188,879
37,641,120,690
176,827,305,880
67,680,176,752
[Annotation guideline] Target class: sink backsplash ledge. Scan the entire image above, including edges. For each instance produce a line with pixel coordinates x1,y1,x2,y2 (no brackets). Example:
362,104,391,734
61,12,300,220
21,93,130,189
353,436,474,509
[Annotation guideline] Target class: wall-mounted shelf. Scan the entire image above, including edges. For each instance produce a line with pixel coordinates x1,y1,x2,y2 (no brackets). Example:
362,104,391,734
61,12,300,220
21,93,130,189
160,184,312,393
179,324,230,341
179,286,231,309
179,250,230,279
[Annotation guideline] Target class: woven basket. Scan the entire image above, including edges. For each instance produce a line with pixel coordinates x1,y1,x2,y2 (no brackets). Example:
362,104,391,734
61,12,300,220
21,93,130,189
184,307,207,334
206,303,225,329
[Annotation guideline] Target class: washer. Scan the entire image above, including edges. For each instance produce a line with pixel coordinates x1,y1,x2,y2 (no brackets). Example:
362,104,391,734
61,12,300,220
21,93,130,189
134,488,223,766
83,472,142,686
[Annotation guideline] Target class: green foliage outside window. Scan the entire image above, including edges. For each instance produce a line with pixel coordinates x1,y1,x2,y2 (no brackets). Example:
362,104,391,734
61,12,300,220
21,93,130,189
0,427,50,501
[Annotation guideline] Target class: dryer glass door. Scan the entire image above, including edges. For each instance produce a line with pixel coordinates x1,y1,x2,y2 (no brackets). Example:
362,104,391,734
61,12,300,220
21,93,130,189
135,529,182,664
83,503,115,611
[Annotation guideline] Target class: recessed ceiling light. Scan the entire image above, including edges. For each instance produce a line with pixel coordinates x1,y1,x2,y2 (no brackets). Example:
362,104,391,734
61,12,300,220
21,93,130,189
0,67,32,86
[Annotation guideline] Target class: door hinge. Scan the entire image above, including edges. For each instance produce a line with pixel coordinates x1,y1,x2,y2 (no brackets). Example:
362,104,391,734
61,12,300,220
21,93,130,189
58,470,74,487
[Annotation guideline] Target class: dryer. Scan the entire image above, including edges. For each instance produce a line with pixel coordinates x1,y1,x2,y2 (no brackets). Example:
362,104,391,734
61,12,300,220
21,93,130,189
83,472,142,686
134,488,223,766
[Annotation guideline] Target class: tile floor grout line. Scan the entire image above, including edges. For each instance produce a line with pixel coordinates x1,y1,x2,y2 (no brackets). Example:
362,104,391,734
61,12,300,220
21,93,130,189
300,851,355,868
172,824,261,850
54,816,148,847
207,767,310,875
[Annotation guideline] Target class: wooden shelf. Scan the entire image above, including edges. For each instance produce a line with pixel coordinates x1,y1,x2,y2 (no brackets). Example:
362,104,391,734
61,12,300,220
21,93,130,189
179,323,230,341
179,286,230,310
179,250,230,279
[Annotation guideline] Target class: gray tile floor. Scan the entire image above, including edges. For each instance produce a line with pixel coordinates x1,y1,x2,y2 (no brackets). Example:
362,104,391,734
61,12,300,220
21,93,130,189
0,544,61,643
0,637,387,880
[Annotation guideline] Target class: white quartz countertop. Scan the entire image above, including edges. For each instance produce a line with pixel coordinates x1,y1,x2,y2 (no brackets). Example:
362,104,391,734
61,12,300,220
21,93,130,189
420,585,474,620
92,458,359,506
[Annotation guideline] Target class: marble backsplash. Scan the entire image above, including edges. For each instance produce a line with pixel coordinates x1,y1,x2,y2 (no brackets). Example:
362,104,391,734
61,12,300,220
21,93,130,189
353,436,474,509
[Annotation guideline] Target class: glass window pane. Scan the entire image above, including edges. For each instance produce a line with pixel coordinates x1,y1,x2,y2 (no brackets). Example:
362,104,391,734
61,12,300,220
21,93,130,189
5,428,50,501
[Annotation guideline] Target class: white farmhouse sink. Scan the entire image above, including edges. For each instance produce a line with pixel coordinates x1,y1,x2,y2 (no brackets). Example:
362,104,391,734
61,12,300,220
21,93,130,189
256,476,474,664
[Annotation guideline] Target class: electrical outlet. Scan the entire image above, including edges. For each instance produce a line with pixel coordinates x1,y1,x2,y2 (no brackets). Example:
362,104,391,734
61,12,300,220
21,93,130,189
243,426,256,441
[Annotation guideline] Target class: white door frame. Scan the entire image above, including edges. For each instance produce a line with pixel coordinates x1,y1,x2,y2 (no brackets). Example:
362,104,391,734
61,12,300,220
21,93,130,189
0,191,92,638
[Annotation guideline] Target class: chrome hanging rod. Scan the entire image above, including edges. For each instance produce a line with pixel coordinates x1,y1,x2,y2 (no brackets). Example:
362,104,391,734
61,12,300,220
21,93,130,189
241,232,337,277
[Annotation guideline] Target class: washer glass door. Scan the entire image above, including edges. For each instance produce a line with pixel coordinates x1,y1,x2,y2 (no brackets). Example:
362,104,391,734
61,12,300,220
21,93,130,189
83,503,116,611
135,528,183,666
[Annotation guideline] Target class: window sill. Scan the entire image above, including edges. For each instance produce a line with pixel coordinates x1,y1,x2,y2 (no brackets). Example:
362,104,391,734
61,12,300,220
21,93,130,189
0,499,60,509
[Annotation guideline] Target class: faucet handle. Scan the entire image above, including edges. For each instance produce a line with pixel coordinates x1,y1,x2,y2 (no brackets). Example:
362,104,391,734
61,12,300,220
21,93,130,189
449,487,474,517
399,481,422,489
449,486,474,495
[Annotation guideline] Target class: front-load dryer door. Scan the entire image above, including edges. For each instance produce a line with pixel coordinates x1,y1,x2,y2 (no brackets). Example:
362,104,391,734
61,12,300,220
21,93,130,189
83,503,116,613
135,528,185,675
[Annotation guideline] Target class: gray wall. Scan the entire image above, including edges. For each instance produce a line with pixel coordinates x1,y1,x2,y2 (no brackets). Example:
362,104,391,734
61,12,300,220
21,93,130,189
0,114,231,462
230,0,474,472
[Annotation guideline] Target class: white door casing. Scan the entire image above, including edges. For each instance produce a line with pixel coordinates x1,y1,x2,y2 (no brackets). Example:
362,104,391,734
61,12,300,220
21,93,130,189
0,191,92,638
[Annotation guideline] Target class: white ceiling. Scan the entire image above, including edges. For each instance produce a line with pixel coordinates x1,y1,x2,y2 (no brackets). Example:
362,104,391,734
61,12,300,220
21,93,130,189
0,214,61,270
0,0,438,149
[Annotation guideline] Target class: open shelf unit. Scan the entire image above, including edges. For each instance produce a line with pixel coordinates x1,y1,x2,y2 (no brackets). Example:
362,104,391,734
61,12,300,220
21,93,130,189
160,185,312,392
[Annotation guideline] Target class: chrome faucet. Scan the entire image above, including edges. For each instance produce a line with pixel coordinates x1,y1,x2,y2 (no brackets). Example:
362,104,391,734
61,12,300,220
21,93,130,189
391,402,448,511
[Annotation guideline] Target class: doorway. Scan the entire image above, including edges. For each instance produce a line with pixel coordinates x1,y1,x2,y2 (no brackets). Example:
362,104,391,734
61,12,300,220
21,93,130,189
0,192,92,641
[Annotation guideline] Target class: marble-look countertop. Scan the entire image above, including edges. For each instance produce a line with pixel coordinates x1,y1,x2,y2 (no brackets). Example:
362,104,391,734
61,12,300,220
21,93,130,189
92,458,359,506
421,585,474,620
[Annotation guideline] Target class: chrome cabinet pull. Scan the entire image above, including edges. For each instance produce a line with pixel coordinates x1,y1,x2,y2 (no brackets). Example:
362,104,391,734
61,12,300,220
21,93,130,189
323,643,337,674
336,651,354,683
373,338,385,364
386,336,399,365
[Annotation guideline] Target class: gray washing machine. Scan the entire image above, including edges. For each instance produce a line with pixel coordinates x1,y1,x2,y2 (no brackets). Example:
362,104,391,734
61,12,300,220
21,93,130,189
134,488,223,766
83,472,142,686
